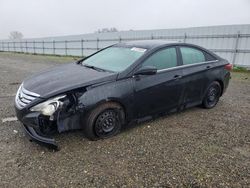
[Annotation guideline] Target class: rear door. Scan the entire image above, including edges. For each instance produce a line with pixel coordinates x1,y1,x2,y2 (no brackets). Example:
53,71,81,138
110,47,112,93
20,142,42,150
178,46,217,107
133,47,184,118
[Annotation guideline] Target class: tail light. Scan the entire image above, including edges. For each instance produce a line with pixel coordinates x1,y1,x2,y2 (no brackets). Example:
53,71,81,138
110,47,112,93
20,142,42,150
224,64,233,71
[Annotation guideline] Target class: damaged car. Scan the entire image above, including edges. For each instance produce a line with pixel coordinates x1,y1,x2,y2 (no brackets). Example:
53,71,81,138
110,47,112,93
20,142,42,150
15,40,232,149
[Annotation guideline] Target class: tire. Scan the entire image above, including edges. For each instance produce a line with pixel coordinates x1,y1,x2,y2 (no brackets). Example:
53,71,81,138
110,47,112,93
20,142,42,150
83,102,125,140
202,81,221,109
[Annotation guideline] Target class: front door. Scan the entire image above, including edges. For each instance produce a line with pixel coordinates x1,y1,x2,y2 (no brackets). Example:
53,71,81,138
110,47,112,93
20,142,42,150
133,47,184,118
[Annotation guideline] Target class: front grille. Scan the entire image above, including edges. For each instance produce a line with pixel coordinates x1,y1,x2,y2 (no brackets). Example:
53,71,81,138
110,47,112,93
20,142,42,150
15,84,40,109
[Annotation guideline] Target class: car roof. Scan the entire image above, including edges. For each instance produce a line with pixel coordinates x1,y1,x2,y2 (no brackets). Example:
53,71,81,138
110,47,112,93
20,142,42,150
115,40,180,49
114,40,220,58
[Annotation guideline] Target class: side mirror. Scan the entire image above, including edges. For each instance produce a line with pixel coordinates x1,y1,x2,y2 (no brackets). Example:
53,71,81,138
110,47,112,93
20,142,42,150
134,66,157,76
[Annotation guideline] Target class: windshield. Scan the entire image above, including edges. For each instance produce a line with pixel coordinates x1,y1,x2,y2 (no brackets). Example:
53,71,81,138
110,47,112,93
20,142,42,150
82,46,146,72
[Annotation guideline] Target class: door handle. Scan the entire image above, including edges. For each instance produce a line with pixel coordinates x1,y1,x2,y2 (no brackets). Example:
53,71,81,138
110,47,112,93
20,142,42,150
173,75,182,80
206,65,211,69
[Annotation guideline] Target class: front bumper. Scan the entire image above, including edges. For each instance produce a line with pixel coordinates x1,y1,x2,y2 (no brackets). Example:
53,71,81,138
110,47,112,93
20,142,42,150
22,124,58,149
15,106,58,149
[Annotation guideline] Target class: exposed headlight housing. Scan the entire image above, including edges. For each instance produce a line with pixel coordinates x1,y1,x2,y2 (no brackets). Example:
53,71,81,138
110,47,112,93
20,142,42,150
30,95,66,116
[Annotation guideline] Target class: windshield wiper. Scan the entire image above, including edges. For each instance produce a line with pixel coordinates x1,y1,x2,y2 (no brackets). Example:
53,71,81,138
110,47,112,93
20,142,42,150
83,64,107,72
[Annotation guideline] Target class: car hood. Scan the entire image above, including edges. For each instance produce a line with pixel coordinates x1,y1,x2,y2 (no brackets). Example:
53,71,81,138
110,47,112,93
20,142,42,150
23,63,117,98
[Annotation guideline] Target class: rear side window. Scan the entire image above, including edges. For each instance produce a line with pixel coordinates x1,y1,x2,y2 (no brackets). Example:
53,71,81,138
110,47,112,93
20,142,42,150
180,47,205,65
204,52,217,61
142,47,177,70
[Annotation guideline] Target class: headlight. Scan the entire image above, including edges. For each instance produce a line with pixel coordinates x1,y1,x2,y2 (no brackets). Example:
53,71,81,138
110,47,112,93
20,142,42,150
30,95,66,116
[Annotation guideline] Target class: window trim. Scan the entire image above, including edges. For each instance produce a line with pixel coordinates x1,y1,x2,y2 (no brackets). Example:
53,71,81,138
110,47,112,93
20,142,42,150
130,44,219,77
157,59,218,73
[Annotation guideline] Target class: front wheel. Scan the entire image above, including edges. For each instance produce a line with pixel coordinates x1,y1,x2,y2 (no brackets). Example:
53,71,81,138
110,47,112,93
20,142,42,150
202,81,221,109
83,102,125,140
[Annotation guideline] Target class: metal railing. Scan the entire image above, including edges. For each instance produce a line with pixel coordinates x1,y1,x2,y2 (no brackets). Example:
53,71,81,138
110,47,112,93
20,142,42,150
0,33,250,65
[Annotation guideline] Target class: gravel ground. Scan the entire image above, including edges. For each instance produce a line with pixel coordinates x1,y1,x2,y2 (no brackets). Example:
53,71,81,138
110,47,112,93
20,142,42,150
0,52,250,187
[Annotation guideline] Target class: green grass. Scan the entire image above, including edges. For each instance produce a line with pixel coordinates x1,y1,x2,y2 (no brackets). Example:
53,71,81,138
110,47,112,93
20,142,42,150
232,66,250,73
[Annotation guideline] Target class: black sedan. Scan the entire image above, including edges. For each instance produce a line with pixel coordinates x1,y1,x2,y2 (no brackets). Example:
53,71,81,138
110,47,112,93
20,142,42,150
15,40,232,148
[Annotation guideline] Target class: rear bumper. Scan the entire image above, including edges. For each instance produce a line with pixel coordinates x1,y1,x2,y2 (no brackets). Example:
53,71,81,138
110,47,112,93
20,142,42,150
222,72,231,95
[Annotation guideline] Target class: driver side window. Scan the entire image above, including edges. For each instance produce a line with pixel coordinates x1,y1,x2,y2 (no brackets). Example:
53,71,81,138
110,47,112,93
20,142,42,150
142,47,177,70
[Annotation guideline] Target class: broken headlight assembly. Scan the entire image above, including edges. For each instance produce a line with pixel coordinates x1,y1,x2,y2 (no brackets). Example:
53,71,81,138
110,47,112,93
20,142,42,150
30,95,66,116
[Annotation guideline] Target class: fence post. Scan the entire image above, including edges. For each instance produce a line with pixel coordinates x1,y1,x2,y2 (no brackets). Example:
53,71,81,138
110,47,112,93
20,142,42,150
96,38,99,50
184,33,187,43
20,41,23,53
65,40,68,56
232,31,240,65
1,42,4,51
151,34,154,40
33,41,36,54
81,39,84,57
7,42,10,52
42,41,45,54
13,42,16,52
25,41,28,53
53,40,55,55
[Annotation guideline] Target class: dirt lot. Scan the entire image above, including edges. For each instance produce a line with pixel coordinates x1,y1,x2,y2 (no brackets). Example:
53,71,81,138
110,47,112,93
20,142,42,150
0,52,250,187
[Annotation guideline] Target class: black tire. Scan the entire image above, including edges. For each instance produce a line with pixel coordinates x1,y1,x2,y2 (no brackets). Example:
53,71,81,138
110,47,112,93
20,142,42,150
202,81,221,109
83,102,125,140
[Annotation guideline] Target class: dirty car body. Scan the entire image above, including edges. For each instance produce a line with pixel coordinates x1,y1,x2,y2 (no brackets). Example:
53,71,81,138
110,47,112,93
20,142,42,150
15,40,231,149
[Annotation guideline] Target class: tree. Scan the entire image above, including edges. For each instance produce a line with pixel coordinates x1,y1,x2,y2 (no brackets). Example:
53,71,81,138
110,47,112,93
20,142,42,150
9,31,23,40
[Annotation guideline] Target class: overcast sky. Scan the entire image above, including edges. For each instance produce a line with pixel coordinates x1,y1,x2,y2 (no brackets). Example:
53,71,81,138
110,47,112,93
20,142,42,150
0,0,249,39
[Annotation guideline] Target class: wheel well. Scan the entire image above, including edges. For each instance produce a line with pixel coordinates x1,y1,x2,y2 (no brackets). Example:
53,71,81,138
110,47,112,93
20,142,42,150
94,100,126,118
215,79,224,96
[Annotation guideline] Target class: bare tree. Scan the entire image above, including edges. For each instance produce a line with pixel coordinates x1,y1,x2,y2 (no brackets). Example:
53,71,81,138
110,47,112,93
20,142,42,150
9,31,23,40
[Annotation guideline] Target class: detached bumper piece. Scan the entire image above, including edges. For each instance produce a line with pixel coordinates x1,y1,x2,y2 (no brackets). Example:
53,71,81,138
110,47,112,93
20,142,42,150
22,124,58,150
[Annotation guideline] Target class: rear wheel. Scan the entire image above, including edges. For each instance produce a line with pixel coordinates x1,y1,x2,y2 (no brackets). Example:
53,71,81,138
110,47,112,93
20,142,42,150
83,102,125,140
202,81,221,109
